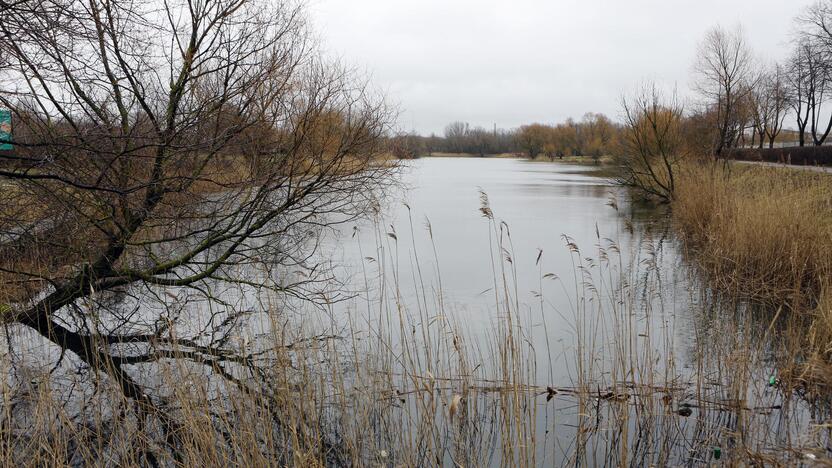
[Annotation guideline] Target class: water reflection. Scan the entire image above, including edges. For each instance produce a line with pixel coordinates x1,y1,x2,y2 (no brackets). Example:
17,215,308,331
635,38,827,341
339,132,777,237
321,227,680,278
328,158,643,313
3,157,828,466
317,157,829,465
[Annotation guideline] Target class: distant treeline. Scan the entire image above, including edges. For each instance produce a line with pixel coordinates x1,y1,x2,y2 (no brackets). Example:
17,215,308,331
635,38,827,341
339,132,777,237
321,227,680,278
387,114,621,160
387,123,517,158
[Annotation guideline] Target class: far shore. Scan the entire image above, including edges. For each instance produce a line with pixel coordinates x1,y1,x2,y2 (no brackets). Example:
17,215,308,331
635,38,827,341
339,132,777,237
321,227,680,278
421,151,522,159
422,151,615,164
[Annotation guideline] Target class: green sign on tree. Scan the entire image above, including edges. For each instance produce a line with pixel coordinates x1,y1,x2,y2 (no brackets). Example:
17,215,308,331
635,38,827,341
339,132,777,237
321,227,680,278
0,110,12,151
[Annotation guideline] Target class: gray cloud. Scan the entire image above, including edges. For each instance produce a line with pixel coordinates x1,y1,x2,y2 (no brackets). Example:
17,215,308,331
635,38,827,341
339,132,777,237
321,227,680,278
310,0,811,134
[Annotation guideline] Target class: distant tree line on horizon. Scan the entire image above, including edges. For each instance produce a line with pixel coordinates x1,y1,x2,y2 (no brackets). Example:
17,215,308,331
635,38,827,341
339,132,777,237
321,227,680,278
387,114,621,160
389,1,832,162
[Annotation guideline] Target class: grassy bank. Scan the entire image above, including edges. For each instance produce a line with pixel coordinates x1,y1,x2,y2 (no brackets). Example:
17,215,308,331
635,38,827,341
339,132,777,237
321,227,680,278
420,152,616,165
672,161,832,389
542,154,614,165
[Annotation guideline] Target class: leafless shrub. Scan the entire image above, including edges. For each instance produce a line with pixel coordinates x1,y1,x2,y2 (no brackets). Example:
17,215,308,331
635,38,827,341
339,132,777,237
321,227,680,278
617,84,687,202
0,0,396,459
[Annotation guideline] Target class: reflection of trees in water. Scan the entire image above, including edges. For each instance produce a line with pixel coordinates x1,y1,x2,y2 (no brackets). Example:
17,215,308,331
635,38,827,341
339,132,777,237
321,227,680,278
0,0,396,463
570,199,831,465
1,176,829,464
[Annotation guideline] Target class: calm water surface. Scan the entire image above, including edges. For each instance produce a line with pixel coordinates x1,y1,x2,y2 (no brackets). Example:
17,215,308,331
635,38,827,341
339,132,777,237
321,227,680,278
326,157,690,379
4,158,825,466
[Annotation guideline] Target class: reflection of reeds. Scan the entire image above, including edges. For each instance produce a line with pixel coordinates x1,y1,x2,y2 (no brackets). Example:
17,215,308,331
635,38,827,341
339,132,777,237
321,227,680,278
674,161,832,393
0,193,830,466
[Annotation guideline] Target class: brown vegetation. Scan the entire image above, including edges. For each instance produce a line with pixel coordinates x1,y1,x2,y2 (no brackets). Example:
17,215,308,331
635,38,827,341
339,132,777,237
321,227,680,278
616,84,688,202
672,161,832,390
692,25,756,156
0,1,396,464
516,114,619,161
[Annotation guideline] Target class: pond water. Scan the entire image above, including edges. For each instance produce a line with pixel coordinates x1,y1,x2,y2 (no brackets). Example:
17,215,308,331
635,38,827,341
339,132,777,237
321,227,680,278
315,157,828,465
325,157,691,380
4,157,827,466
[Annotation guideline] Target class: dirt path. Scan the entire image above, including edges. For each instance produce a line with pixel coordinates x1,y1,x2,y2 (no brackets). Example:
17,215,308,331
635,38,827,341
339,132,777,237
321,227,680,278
733,160,832,173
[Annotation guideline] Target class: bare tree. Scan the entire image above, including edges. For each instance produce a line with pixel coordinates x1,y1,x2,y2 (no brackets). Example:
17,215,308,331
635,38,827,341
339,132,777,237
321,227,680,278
565,117,582,155
0,0,394,460
580,112,616,161
515,123,549,159
693,25,756,156
794,3,832,145
787,39,825,146
388,131,425,159
798,1,832,52
749,80,769,149
748,64,790,148
469,126,492,156
618,84,686,202
762,64,791,148
443,121,470,153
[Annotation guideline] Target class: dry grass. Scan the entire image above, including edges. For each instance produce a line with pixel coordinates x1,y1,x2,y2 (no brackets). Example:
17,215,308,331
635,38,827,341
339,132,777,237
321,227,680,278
674,161,832,306
673,160,832,389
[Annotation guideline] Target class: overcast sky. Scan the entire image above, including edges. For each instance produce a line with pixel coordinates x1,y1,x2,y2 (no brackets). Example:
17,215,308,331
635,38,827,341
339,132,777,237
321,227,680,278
309,0,812,135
